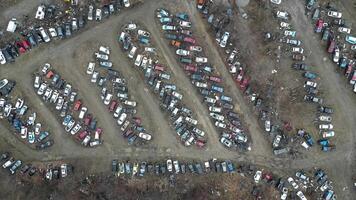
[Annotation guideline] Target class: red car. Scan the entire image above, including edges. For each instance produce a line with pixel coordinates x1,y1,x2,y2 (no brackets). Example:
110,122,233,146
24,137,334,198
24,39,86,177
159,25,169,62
73,100,82,111
22,40,31,50
327,39,336,53
196,139,206,148
123,129,133,138
95,128,103,140
239,77,250,91
109,100,118,112
235,68,244,83
14,41,26,54
209,75,222,83
184,64,197,72
46,70,54,79
77,130,88,140
154,64,165,72
84,114,92,126
315,19,324,33
183,37,196,44
345,61,354,77
132,117,142,125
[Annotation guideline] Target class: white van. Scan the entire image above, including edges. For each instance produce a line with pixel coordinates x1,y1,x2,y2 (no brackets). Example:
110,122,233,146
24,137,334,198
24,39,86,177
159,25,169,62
128,46,137,59
134,54,143,66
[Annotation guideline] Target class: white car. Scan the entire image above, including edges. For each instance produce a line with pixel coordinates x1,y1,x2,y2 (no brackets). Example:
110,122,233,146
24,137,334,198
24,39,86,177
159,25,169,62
15,98,24,109
99,46,110,55
91,71,99,83
88,5,93,21
176,49,190,56
281,187,288,200
284,30,296,37
209,106,222,113
41,63,51,74
70,123,81,135
292,47,304,54
270,0,281,4
333,48,340,63
35,123,41,135
288,177,299,189
219,32,230,48
63,84,72,96
195,57,208,63
166,159,173,172
276,11,289,20
35,5,45,20
27,112,36,126
37,83,47,95
210,113,224,121
322,130,335,138
138,132,152,141
265,120,271,132
179,20,192,28
95,9,102,21
192,127,205,137
20,126,28,139
296,191,307,200
123,0,130,7
327,11,342,18
273,135,282,148
79,107,87,119
48,28,57,38
189,45,202,52
86,62,95,74
286,39,301,46
128,46,137,59
138,30,150,37
50,90,59,103
254,171,262,183
319,115,332,122
38,27,50,43
0,50,6,65
113,105,123,118
123,100,136,107
304,81,317,88
215,121,226,129
55,96,64,110
185,116,198,125
104,93,113,105
195,81,208,88
319,124,333,130
117,113,127,125
220,137,232,147
280,21,290,29
65,120,75,132
338,27,351,34
95,52,109,60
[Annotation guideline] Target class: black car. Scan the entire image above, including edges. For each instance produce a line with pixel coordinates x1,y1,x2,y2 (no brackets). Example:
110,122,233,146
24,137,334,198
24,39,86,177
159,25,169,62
2,48,14,62
36,140,54,149
318,106,333,114
7,44,19,57
56,25,64,39
215,162,221,173
78,16,85,28
20,164,31,174
65,23,71,37
28,166,37,176
188,164,195,173
0,152,10,161
112,160,118,172
27,33,38,47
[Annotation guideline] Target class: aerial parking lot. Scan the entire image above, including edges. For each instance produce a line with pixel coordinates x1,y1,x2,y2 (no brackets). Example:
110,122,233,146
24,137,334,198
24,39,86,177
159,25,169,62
0,0,355,199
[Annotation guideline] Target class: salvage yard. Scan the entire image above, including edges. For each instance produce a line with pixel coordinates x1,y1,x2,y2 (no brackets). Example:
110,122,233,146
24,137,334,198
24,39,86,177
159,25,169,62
0,0,355,199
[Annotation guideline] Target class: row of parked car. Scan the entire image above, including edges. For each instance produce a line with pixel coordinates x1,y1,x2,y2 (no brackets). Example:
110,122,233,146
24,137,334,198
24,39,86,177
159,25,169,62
0,82,52,149
85,46,152,144
156,8,250,151
34,63,103,147
199,2,299,155
111,158,237,176
272,8,337,152
1,151,72,181
308,3,356,93
118,22,207,147
0,1,132,65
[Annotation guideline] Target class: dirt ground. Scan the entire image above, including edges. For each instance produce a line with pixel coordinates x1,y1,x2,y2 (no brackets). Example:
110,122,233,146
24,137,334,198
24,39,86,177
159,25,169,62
0,0,355,199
